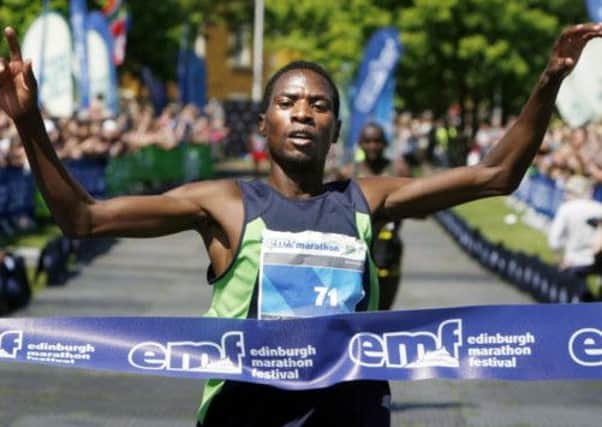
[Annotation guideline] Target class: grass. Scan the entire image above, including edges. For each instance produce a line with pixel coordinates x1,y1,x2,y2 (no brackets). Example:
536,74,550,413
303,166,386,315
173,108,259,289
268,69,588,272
452,196,559,264
4,223,63,249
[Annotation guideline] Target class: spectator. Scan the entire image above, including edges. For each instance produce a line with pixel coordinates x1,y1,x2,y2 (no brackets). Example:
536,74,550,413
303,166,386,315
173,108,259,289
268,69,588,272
247,124,268,176
549,175,602,276
338,122,409,309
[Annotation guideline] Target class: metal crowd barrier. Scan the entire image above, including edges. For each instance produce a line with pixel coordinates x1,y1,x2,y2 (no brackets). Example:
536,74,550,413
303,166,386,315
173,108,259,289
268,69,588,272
433,210,595,303
0,143,213,311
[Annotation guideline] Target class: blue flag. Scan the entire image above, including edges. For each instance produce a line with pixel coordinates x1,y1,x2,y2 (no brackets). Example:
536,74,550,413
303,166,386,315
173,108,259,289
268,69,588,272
87,11,119,115
586,0,602,21
178,49,207,109
141,66,168,115
347,28,402,150
70,0,90,110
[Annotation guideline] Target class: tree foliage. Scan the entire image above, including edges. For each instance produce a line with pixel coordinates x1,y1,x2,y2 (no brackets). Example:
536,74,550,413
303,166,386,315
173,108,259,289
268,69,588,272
396,0,587,120
0,0,248,81
266,0,588,121
0,0,69,57
265,0,404,83
0,0,591,120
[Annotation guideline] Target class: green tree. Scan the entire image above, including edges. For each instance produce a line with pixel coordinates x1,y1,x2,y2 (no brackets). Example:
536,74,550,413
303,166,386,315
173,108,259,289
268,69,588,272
264,0,587,127
0,0,590,123
0,0,69,57
396,0,587,127
109,0,253,80
0,0,242,81
265,0,399,83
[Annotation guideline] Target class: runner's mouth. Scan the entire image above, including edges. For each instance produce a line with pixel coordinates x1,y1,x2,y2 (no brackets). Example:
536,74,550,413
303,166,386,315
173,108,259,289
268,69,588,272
287,130,314,145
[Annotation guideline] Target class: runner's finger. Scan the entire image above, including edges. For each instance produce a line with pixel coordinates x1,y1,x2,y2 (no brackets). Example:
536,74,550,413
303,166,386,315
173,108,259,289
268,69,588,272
4,27,22,62
23,59,36,90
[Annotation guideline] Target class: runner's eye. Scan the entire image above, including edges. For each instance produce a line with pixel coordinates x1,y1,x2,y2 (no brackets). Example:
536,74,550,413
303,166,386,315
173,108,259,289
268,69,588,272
313,102,329,112
277,98,293,108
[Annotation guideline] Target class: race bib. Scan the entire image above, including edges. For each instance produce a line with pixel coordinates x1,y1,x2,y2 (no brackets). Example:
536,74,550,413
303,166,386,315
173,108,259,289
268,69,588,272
258,229,367,319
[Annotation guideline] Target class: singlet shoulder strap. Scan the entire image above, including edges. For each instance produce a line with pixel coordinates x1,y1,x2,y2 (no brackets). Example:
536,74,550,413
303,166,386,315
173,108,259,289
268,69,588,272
236,179,272,222
345,178,371,215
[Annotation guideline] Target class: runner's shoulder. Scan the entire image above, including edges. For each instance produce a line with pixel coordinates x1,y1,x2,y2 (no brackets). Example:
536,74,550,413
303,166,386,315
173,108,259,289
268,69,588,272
164,178,242,208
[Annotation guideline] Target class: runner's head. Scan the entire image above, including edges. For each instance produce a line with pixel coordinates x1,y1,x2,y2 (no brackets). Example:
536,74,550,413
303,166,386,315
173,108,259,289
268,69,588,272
358,122,387,162
260,61,340,120
259,61,341,172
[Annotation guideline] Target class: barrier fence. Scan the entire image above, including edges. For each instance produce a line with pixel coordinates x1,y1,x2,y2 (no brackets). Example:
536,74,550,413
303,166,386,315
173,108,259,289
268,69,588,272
514,170,602,218
4,143,213,224
434,210,596,303
1,143,213,314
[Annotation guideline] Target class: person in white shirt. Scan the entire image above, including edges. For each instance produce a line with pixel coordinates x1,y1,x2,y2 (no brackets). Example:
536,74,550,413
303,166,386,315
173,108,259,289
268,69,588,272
548,175,602,275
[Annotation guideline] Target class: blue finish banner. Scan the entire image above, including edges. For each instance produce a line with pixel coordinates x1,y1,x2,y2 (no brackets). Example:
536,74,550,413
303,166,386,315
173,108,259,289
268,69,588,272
347,28,402,150
2,303,602,387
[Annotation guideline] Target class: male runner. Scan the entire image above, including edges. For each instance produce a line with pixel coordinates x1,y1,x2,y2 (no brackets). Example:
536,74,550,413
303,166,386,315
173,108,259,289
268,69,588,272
1,23,601,427
339,122,409,309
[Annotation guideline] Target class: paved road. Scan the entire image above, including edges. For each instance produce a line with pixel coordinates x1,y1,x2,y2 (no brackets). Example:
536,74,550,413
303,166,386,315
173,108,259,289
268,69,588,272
0,218,601,427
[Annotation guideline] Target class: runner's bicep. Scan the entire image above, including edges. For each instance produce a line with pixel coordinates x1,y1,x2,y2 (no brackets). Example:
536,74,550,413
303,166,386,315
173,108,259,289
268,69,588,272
87,193,205,238
380,166,502,219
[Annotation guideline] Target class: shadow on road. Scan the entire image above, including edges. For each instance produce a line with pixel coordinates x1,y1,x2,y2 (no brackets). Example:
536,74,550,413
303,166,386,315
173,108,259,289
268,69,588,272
391,401,475,412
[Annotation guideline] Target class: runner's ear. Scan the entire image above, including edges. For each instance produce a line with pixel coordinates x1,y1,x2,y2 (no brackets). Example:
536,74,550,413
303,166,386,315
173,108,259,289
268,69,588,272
332,119,341,144
258,113,266,136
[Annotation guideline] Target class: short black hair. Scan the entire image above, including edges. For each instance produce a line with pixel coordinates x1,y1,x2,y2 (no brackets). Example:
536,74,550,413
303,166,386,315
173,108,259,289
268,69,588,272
360,121,388,145
260,61,340,119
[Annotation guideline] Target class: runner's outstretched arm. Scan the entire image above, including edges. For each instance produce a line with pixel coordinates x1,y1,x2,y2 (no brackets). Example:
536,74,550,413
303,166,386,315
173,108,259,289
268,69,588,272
359,24,602,220
0,27,241,240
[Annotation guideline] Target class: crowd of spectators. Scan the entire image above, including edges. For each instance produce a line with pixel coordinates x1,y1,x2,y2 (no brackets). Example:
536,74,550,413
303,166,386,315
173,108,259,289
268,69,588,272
534,121,602,197
390,109,466,169
390,107,602,199
389,108,602,284
4,94,602,200
0,97,231,171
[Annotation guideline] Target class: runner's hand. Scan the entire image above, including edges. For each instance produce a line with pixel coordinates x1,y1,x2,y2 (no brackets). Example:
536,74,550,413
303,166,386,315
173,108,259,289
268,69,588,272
546,23,602,81
0,27,38,122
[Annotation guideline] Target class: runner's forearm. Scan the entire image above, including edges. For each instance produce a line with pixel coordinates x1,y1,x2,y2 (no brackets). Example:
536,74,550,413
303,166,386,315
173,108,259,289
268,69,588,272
14,108,94,236
480,69,561,192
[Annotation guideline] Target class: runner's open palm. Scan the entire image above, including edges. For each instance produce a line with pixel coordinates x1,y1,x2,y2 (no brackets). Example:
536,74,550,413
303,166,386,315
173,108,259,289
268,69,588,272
0,27,37,121
547,23,602,80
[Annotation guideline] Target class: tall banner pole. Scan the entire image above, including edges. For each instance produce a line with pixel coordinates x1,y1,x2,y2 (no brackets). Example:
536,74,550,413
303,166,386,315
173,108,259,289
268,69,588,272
177,24,190,106
252,0,265,102
87,11,119,116
38,0,49,108
70,0,90,111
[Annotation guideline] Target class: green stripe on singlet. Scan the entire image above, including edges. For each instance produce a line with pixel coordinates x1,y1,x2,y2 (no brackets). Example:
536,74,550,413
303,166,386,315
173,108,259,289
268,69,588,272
355,211,380,311
198,217,265,422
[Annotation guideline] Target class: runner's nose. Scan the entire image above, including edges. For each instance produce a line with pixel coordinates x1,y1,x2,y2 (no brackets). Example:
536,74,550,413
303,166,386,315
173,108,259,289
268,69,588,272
291,100,313,123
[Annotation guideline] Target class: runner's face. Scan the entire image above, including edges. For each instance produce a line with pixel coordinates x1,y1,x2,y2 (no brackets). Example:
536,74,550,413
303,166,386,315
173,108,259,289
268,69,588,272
260,70,339,168
359,126,386,162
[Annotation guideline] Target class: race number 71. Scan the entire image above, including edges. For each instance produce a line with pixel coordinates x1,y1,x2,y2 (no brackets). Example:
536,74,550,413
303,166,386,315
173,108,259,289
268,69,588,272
314,286,338,307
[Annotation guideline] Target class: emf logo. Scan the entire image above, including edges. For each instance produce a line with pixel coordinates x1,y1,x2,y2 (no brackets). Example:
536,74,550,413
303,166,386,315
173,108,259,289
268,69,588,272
569,328,602,367
348,319,462,368
0,330,23,359
128,331,245,374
